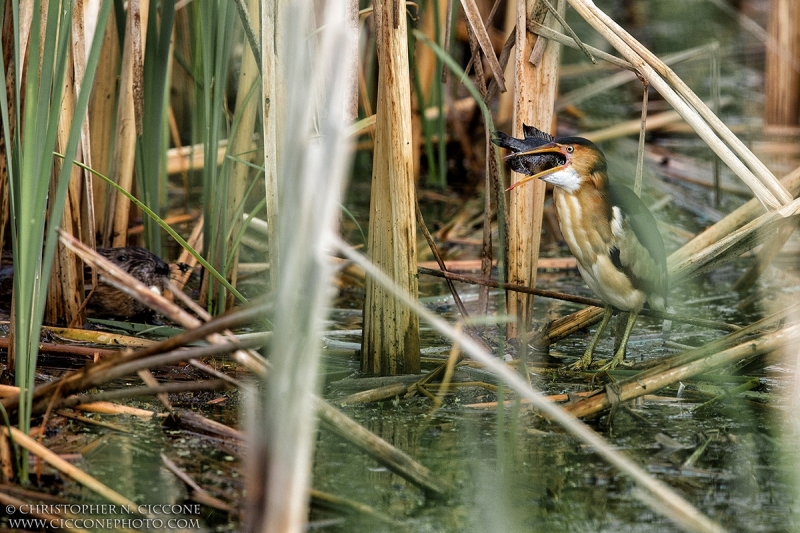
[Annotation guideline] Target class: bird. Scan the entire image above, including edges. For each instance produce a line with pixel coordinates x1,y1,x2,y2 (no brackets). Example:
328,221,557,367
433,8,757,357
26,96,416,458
494,128,668,370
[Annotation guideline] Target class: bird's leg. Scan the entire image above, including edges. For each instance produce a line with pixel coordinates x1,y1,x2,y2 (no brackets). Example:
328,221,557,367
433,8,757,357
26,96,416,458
601,310,638,371
570,306,613,370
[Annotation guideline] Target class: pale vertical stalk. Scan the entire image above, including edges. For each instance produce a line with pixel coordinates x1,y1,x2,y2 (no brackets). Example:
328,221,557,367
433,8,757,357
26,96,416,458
75,0,97,250
245,1,356,531
49,34,84,326
106,0,149,247
361,0,421,375
345,0,358,122
225,0,261,308
506,0,563,338
764,0,800,126
261,0,279,291
497,0,516,124
711,42,721,206
87,4,119,240
633,79,648,197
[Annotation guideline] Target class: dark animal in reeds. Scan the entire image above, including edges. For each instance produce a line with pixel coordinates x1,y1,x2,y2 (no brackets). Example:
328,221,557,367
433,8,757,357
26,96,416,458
0,247,171,320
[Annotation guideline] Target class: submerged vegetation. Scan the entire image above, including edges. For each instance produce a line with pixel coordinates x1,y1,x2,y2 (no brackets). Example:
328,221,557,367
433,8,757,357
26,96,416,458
0,0,797,532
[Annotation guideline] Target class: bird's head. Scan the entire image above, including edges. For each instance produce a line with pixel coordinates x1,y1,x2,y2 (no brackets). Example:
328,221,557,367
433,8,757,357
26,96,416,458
505,137,607,193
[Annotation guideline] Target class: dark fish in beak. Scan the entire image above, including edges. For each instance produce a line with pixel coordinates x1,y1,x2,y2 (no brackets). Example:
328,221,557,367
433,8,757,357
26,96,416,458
491,124,566,179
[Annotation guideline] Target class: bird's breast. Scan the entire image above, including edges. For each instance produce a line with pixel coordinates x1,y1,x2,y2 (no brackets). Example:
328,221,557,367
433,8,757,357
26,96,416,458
553,190,611,266
553,190,648,312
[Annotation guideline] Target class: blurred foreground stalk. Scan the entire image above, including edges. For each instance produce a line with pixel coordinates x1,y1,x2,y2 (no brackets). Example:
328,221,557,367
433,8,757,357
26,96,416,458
244,1,356,532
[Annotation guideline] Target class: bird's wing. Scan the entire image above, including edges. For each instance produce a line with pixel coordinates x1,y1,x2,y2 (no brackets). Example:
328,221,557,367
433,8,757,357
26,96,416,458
608,183,668,308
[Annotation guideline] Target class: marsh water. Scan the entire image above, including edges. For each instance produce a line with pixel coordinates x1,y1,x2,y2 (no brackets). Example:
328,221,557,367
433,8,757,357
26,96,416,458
62,0,800,531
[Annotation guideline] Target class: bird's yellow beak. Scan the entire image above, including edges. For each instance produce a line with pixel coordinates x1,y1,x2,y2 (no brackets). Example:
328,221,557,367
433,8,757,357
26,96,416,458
505,144,567,192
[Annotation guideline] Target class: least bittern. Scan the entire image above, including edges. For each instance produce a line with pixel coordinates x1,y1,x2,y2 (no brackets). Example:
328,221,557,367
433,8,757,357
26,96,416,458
495,128,668,370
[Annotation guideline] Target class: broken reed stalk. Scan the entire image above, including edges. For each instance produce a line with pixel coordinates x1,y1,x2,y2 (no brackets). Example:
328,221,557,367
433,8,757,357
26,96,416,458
671,162,800,266
162,453,236,513
461,0,504,80
731,222,796,290
361,0,421,375
224,0,261,310
459,0,506,92
653,301,800,374
337,382,410,406
87,1,121,241
418,266,739,332
2,426,140,511
635,77,648,196
670,197,800,285
57,380,231,409
0,337,118,359
310,489,395,525
315,399,450,498
566,321,800,420
566,0,792,209
764,0,800,126
584,107,683,144
19,336,267,416
506,0,563,338
105,0,149,247
528,20,632,70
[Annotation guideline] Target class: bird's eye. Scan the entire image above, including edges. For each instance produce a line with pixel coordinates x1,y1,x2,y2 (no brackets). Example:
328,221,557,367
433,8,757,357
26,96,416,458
566,146,574,153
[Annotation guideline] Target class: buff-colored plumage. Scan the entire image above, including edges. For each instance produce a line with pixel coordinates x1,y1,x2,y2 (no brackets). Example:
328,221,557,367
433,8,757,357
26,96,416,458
551,143,667,314
496,133,667,369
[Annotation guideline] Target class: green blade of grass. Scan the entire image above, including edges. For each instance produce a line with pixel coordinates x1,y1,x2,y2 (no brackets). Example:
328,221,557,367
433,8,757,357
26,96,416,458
5,0,111,478
136,0,177,252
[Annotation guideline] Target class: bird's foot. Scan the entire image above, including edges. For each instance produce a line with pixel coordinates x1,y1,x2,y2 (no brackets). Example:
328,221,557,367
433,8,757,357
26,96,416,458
598,351,629,371
568,352,594,371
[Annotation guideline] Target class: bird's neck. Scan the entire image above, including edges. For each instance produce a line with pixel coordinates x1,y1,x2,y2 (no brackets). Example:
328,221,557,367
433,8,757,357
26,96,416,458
586,169,609,191
553,183,614,262
556,181,611,214
555,174,610,208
